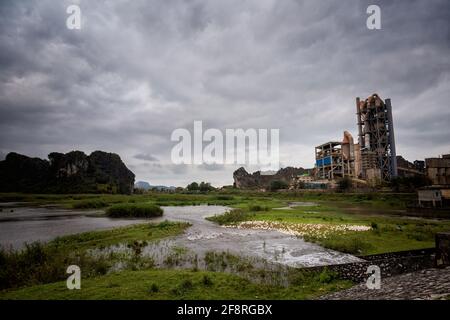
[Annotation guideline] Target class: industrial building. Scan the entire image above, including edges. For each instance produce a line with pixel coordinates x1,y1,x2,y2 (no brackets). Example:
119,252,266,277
315,131,356,180
315,93,397,184
425,154,450,185
417,187,450,208
416,154,450,208
356,94,397,181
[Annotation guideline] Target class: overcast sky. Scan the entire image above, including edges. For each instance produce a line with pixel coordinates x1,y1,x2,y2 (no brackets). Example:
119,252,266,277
0,0,449,187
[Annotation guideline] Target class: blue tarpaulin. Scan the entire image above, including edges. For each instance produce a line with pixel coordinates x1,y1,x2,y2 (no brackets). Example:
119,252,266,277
316,156,332,167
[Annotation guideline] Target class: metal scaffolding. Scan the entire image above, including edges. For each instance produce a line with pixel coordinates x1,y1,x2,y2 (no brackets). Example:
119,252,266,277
356,94,397,181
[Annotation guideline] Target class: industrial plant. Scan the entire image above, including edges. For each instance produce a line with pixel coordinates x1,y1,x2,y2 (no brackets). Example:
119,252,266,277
234,93,450,203
315,94,397,184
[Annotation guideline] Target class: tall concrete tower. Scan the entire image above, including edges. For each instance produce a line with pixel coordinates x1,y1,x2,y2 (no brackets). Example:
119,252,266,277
356,94,397,181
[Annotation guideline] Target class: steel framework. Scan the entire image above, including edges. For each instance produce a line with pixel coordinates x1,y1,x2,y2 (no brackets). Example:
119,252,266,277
356,94,397,181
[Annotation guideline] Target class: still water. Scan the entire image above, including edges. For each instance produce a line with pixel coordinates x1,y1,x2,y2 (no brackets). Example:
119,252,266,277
0,203,148,249
0,203,361,268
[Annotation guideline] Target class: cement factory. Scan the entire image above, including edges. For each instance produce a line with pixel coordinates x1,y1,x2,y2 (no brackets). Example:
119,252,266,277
315,93,397,184
233,93,450,208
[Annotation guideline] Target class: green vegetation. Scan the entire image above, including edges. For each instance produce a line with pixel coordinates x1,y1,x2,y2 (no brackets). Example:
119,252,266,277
0,242,111,290
1,190,449,300
0,222,189,290
248,204,269,211
389,175,431,192
270,180,288,191
337,177,352,192
0,190,414,210
72,199,109,209
51,220,188,252
186,181,215,192
106,203,163,218
206,209,254,225
0,191,446,256
208,201,450,255
0,268,351,300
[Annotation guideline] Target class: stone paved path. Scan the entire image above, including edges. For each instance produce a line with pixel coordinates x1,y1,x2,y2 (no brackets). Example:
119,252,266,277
320,267,450,300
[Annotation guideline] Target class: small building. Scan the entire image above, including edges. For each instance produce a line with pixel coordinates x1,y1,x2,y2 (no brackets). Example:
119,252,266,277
418,186,450,208
297,174,314,183
425,155,450,185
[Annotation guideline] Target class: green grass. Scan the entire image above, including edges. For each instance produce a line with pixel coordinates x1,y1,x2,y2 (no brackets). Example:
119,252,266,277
1,190,447,299
106,203,163,218
0,268,352,300
207,202,450,255
206,209,255,225
1,190,448,256
50,220,189,252
0,190,413,211
71,199,109,209
0,222,189,290
1,191,447,256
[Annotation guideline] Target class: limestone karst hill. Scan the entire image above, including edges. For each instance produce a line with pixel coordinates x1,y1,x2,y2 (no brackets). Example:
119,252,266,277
0,150,135,194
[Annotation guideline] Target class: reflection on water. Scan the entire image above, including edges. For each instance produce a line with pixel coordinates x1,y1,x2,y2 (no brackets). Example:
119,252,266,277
0,203,148,250
0,203,362,270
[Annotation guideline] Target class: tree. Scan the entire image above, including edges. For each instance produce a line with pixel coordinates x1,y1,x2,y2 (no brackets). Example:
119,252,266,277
270,180,288,191
389,175,431,192
337,176,352,192
186,182,199,191
199,181,214,192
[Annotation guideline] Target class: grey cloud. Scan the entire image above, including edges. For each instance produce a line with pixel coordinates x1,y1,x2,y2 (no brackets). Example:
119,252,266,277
0,0,449,186
134,153,159,162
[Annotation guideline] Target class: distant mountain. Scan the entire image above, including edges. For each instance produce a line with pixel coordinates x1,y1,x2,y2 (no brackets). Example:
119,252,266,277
134,181,176,191
134,181,151,190
150,185,176,191
0,151,135,194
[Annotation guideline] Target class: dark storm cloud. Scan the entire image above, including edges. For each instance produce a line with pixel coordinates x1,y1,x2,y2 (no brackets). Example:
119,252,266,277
0,0,449,186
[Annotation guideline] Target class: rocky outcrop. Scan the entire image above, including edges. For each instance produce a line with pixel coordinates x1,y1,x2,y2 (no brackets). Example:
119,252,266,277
0,151,135,194
233,166,311,189
0,153,51,193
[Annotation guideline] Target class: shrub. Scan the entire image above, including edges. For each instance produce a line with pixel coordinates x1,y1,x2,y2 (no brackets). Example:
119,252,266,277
149,283,159,293
206,209,254,225
215,195,234,200
337,177,352,192
0,242,111,290
72,199,109,209
202,275,213,286
270,180,288,191
318,269,338,284
318,235,372,255
248,204,268,211
106,203,163,218
170,280,195,296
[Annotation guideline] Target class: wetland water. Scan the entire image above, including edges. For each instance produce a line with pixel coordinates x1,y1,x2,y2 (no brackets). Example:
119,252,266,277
0,203,361,267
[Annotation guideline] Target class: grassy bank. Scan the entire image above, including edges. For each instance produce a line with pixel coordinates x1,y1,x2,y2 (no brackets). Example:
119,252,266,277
0,268,351,300
0,191,413,210
1,190,448,299
207,202,450,255
1,191,447,256
106,203,163,218
0,221,189,290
